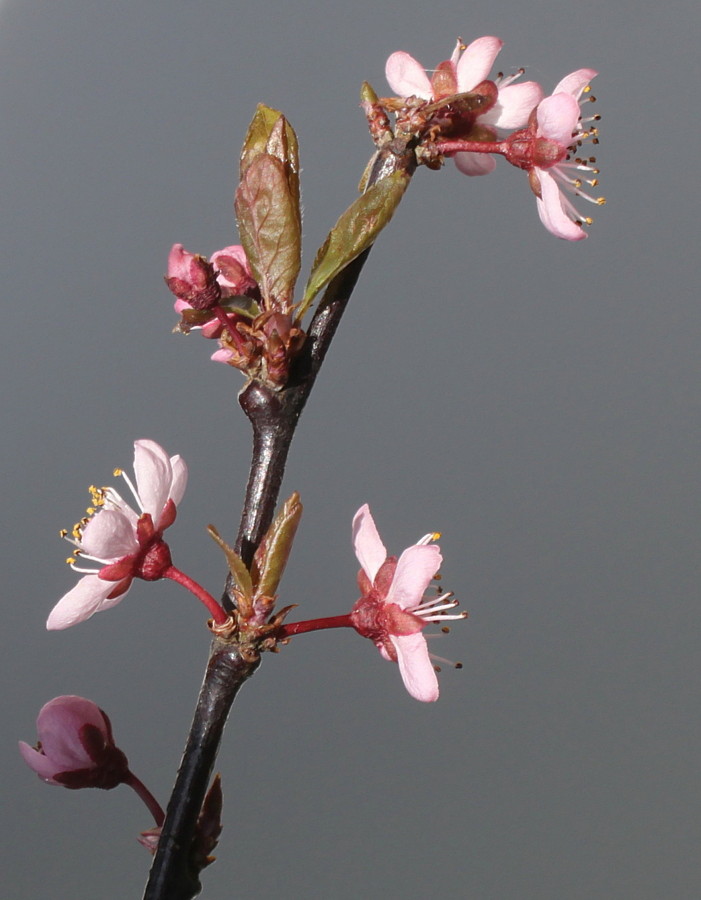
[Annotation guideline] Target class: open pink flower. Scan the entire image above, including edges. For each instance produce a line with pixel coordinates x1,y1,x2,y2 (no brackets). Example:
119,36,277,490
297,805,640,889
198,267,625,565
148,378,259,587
350,504,465,702
19,696,129,789
386,38,543,176
505,68,603,240
47,439,187,630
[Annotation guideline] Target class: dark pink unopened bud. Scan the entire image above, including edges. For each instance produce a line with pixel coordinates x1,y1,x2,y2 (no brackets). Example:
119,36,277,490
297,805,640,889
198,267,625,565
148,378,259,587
19,696,129,790
165,244,221,310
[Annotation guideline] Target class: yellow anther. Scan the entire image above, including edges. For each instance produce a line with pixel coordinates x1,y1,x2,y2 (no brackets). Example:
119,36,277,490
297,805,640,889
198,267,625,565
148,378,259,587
113,467,123,477
432,531,442,541
596,197,606,206
66,557,76,565
59,529,68,538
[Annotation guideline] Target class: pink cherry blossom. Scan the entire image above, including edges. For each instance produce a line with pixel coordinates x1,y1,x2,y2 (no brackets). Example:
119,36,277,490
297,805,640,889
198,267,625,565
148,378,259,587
46,439,187,630
19,696,129,789
385,38,543,176
350,504,465,702
506,68,603,240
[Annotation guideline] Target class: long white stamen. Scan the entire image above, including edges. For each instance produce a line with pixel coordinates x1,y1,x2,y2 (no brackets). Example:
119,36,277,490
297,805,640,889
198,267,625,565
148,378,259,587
113,469,143,512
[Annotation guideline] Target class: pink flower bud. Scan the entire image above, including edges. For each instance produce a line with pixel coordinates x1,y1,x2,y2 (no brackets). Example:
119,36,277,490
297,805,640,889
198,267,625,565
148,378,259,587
19,696,129,790
165,244,221,310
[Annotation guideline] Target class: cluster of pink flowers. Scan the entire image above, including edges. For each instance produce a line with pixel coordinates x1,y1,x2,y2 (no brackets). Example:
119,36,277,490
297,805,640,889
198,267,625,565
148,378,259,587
385,37,603,240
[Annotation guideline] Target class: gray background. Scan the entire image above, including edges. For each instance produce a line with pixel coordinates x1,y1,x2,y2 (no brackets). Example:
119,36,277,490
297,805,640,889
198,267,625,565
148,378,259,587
1,1,699,898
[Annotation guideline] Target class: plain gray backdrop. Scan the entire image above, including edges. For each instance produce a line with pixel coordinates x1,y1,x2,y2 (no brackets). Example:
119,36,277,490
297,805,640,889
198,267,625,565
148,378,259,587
2,1,699,898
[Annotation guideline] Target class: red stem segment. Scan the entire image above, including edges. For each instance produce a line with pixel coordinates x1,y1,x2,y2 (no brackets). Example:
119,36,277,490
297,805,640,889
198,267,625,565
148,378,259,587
212,305,248,354
124,770,166,827
436,139,508,157
163,566,229,625
278,614,353,638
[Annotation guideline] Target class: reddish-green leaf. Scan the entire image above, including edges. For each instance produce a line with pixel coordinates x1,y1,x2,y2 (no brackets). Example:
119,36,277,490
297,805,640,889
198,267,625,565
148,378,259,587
299,170,409,316
235,154,301,310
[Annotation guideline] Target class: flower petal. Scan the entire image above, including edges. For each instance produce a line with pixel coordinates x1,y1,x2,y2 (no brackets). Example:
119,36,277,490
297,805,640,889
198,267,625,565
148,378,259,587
385,51,433,99
535,169,587,241
133,439,172,520
211,346,234,363
388,544,442,610
80,508,139,560
453,151,497,176
167,455,188,508
36,696,108,766
46,575,128,630
481,81,544,129
553,68,597,100
536,93,580,145
455,36,503,92
18,742,62,781
352,504,388,582
392,633,439,701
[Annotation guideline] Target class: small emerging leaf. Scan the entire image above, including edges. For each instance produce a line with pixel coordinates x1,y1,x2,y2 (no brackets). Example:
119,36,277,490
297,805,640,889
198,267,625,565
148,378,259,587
207,525,253,600
299,170,409,316
252,492,303,599
235,154,302,310
240,104,299,182
360,80,379,105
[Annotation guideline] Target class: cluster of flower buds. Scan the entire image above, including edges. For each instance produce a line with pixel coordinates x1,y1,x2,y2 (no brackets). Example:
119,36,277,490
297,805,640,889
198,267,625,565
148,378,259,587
368,37,604,240
166,244,305,387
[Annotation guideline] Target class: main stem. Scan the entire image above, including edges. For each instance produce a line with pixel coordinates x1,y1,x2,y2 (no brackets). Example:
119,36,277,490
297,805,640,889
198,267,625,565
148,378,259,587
143,139,417,900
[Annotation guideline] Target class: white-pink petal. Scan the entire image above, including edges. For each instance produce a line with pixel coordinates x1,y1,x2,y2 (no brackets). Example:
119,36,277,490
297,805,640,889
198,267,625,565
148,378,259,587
133,439,172,520
385,51,433,100
46,575,128,631
80,508,139,560
455,36,503,92
168,455,188,507
535,169,587,241
482,81,544,129
388,544,442,610
553,68,597,100
453,151,497,177
392,632,439,702
352,504,388,583
536,93,580,145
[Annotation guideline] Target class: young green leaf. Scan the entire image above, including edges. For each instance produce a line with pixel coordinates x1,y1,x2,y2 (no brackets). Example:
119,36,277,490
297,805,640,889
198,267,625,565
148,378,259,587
207,525,253,601
298,170,409,317
252,492,303,600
